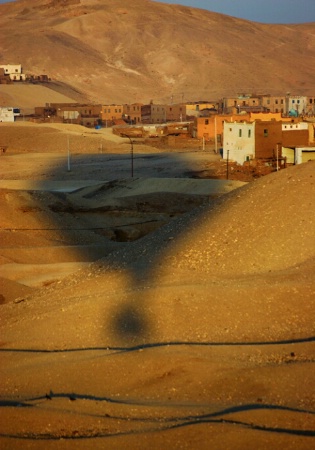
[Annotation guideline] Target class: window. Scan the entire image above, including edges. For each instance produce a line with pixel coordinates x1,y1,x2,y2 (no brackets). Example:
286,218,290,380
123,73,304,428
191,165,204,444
205,119,209,125
281,99,284,104
239,129,242,137
248,129,251,138
292,100,295,104
264,129,268,137
297,100,300,104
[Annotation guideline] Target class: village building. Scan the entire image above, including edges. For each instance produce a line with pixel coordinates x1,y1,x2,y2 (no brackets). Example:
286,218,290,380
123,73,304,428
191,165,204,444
123,103,142,124
165,103,186,122
306,97,315,116
220,94,266,114
193,114,251,144
0,64,26,81
286,95,308,117
100,104,124,125
33,103,103,126
223,116,315,166
282,121,315,164
141,103,166,124
223,119,283,165
0,107,15,122
185,102,218,117
260,95,286,114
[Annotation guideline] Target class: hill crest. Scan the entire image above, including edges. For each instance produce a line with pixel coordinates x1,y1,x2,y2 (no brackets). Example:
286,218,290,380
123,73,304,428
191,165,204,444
0,0,315,104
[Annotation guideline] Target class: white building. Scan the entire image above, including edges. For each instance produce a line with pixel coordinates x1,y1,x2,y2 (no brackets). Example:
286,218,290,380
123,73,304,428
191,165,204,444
286,96,308,117
0,107,15,122
223,121,255,165
0,64,26,81
295,147,315,164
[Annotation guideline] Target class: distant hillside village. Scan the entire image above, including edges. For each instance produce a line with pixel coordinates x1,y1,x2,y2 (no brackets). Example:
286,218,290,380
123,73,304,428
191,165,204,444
1,63,315,169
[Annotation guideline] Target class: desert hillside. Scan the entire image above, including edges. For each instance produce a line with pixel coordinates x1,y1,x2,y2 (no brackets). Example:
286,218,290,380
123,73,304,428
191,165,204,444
0,123,314,448
0,0,315,104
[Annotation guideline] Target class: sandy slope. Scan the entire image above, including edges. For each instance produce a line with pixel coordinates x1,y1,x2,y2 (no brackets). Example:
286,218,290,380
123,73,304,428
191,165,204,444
1,0,315,103
0,158,314,448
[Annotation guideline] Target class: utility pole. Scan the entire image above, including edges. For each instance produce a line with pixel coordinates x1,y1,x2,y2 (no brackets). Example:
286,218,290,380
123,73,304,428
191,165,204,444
122,134,134,177
226,149,229,179
214,115,218,154
67,135,71,172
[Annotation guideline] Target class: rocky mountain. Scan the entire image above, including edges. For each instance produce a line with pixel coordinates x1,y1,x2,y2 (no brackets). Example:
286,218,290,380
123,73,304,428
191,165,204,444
0,0,315,104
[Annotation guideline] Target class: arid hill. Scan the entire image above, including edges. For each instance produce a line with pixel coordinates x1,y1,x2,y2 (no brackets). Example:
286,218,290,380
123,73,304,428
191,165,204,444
0,0,315,104
1,157,314,448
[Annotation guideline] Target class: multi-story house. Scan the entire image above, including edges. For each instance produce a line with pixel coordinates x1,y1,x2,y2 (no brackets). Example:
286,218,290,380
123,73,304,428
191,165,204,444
282,121,314,163
285,95,308,117
223,116,315,166
305,97,315,116
0,64,26,81
123,103,142,124
100,104,124,124
193,114,250,144
141,103,166,124
260,95,286,114
165,103,186,122
220,94,265,114
223,120,282,165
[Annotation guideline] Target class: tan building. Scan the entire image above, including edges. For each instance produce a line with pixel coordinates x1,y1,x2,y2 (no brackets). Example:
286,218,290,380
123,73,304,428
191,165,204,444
35,103,103,126
123,103,142,124
260,96,286,114
165,103,186,122
306,97,315,116
220,94,265,114
141,103,166,124
100,104,124,123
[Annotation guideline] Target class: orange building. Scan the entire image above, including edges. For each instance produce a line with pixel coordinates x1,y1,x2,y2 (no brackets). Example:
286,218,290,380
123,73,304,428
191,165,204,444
193,114,250,143
100,104,124,123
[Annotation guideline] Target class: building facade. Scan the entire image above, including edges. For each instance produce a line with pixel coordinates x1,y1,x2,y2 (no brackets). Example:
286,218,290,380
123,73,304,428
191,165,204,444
141,103,166,124
0,64,26,81
100,104,124,124
123,103,142,124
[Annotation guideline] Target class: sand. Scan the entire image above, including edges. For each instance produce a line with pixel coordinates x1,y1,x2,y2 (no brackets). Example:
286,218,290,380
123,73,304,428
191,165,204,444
0,122,314,449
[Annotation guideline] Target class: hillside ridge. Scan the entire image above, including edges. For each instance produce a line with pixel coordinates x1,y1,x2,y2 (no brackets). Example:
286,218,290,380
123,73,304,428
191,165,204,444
0,0,314,103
